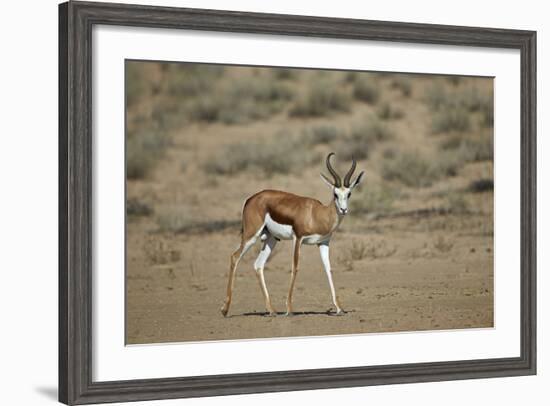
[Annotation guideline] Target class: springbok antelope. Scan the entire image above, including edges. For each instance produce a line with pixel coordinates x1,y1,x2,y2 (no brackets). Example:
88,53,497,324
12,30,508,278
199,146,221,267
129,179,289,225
220,153,364,317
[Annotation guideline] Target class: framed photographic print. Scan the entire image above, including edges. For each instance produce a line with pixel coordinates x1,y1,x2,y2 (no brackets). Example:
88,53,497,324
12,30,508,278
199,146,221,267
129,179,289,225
59,1,536,404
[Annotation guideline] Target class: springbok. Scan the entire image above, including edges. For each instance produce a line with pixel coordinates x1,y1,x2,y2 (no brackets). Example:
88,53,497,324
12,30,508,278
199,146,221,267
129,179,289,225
220,153,364,317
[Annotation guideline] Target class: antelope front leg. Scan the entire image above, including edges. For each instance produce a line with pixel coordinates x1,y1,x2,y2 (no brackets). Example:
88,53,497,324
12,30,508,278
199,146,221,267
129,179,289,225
319,242,344,315
286,236,303,316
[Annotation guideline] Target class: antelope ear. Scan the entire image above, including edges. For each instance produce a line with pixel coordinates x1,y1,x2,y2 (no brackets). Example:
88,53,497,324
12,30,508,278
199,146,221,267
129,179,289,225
350,171,365,189
320,173,334,189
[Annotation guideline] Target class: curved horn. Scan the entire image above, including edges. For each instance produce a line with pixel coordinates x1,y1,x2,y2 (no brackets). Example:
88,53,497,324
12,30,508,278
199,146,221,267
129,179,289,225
343,156,357,187
326,152,342,187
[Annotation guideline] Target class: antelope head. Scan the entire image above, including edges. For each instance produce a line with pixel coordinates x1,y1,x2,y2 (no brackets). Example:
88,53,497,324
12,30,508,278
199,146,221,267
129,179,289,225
320,152,365,216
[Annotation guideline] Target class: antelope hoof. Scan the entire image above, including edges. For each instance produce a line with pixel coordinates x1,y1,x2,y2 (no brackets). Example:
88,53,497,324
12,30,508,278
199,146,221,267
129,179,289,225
220,304,229,317
334,308,345,316
267,311,277,317
285,310,295,317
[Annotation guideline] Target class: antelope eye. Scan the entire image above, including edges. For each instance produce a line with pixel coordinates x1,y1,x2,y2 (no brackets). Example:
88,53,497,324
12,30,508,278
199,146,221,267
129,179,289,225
348,192,352,198
334,193,338,199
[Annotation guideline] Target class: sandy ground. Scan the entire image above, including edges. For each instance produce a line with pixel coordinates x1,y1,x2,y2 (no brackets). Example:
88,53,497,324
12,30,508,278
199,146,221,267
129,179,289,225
126,65,493,344
127,217,493,344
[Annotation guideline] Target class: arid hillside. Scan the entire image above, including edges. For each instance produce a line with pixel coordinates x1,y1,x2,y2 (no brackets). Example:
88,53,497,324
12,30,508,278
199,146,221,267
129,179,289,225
125,62,494,344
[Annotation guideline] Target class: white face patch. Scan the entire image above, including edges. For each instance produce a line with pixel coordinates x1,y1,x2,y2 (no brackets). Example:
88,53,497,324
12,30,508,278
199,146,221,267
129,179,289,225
333,187,352,215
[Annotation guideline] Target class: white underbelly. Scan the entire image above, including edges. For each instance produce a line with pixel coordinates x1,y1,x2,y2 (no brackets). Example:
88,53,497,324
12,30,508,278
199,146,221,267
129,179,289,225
265,214,294,240
264,214,330,245
302,234,329,245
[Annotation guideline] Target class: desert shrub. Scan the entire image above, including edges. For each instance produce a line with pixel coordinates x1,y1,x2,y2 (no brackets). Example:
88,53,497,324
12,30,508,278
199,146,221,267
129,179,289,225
350,184,397,215
425,82,493,132
337,119,393,161
424,82,448,111
435,152,463,177
344,239,398,263
433,235,454,253
304,125,342,145
186,76,293,124
461,137,493,162
156,207,239,234
162,63,223,98
126,198,153,217
143,238,181,265
439,134,463,151
126,63,150,106
441,136,493,162
127,131,171,179
272,68,297,80
457,86,493,113
480,99,494,128
290,82,351,117
382,150,462,188
204,134,310,176
377,102,404,120
382,147,397,159
186,96,221,122
446,191,468,214
343,71,358,83
446,76,462,86
355,118,394,143
382,152,434,187
431,107,471,133
348,240,369,261
468,178,494,193
390,75,412,97
352,78,380,104
337,141,370,161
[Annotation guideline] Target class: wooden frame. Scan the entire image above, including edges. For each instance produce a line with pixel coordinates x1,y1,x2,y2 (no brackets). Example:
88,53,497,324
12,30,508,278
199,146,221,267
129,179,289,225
59,1,537,404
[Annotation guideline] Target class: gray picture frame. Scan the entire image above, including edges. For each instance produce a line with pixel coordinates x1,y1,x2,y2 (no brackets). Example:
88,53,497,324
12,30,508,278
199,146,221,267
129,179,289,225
59,1,537,404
